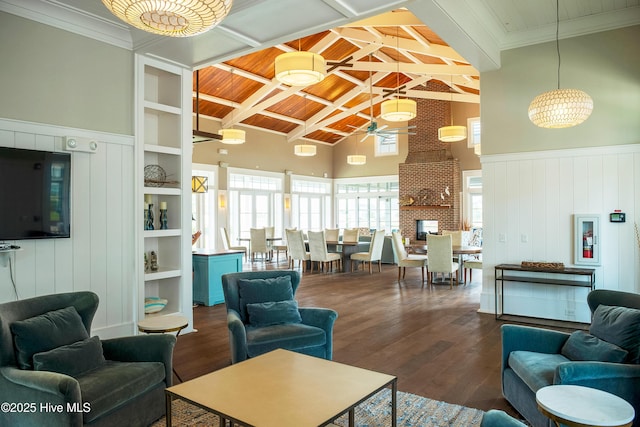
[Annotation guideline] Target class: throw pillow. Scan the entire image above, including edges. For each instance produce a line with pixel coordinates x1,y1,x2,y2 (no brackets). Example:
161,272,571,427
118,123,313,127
238,276,294,321
561,330,628,363
590,304,640,363
10,306,90,370
246,300,302,327
33,336,105,377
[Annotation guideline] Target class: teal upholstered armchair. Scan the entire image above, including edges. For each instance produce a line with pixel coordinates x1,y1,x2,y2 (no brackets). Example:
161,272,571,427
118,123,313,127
501,289,640,427
481,410,527,427
0,291,175,427
221,270,338,364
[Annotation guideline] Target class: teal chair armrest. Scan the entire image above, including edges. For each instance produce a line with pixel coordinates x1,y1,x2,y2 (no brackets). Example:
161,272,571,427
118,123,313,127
298,307,338,359
481,410,527,427
501,324,570,374
227,309,248,364
0,366,82,427
102,335,176,386
555,361,640,416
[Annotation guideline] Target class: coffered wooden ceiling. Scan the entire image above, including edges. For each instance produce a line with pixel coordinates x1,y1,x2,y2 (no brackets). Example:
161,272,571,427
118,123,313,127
4,0,638,146
194,9,480,146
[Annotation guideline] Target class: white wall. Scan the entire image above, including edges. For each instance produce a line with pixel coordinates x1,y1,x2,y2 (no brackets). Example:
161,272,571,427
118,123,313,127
478,25,640,320
0,119,135,338
480,144,640,321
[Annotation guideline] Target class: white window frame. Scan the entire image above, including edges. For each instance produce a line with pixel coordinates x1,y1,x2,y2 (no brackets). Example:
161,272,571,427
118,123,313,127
374,131,398,157
462,169,482,229
334,175,399,232
191,163,218,250
467,117,480,149
291,175,332,231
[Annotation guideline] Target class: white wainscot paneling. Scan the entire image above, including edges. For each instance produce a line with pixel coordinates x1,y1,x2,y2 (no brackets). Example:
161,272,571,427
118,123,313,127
0,119,136,338
480,144,640,321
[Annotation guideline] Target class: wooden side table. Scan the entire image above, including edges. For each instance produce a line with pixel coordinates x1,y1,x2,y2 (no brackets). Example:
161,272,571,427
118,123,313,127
536,385,635,427
137,315,189,382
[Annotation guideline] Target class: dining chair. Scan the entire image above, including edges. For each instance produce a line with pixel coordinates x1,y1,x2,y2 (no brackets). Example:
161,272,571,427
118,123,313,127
342,228,360,243
324,228,340,253
463,257,482,282
285,229,310,271
442,229,464,264
272,227,294,265
350,229,385,273
307,230,342,273
250,228,270,262
390,231,428,283
220,227,247,259
426,234,459,289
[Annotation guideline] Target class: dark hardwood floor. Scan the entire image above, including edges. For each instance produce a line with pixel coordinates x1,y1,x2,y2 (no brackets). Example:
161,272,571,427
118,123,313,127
173,258,558,417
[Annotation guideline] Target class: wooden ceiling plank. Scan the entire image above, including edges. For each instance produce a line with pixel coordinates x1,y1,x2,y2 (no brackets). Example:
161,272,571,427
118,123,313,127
337,27,467,63
350,61,478,76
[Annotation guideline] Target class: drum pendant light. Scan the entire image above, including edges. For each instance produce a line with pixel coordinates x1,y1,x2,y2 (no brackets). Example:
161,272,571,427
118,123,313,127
438,75,466,142
275,39,326,87
294,95,316,156
380,27,416,122
218,70,245,144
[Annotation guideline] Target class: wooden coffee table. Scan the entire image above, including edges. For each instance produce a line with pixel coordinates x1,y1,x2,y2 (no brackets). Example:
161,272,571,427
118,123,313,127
165,349,397,427
536,385,635,427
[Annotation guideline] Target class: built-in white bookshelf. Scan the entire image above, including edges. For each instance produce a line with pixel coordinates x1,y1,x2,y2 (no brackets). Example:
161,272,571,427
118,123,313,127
135,55,193,331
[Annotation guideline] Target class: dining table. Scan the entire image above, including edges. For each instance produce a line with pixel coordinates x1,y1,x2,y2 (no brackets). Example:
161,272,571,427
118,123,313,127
325,240,369,273
406,243,482,284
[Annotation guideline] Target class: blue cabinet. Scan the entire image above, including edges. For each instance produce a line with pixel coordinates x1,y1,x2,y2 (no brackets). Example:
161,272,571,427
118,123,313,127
193,250,243,306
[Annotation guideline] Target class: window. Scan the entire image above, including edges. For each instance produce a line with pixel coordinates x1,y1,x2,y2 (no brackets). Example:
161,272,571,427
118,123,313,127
335,177,399,231
462,170,482,229
291,177,332,230
374,132,398,156
467,117,480,149
228,170,283,241
191,165,217,249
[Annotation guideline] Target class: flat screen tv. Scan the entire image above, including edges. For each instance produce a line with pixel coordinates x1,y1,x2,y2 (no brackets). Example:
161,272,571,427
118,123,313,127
0,147,71,241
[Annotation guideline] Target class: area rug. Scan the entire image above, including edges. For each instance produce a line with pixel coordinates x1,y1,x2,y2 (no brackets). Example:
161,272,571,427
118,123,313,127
152,388,485,426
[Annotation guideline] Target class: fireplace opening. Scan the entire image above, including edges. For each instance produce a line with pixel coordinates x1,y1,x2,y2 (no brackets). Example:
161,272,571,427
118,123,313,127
416,220,438,241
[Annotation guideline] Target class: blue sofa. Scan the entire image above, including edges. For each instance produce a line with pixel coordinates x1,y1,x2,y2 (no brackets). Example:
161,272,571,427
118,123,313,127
501,289,640,427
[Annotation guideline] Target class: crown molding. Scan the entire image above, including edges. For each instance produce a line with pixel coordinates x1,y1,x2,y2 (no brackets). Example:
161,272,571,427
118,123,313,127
0,0,133,49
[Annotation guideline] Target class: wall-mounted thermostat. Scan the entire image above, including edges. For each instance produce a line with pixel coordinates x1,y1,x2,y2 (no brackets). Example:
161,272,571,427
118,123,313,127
609,212,626,223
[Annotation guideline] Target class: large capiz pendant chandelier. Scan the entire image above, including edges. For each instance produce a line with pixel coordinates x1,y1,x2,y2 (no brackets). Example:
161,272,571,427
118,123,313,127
527,0,593,128
528,89,593,128
101,0,233,37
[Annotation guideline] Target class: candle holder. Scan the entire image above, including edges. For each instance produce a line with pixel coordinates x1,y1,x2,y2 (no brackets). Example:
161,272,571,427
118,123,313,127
160,208,168,230
145,204,154,230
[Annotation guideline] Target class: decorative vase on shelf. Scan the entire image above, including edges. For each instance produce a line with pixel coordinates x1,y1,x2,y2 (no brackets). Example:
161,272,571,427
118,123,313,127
150,250,158,271
145,203,154,230
159,201,168,230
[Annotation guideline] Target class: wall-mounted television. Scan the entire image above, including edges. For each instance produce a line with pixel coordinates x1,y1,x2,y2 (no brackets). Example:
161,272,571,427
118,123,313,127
0,147,71,241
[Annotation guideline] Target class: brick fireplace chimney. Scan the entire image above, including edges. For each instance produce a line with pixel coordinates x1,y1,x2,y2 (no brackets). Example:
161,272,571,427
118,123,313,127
399,80,461,241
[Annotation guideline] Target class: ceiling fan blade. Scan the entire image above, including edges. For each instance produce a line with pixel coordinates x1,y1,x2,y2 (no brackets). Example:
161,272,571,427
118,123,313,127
360,133,372,143
377,124,389,132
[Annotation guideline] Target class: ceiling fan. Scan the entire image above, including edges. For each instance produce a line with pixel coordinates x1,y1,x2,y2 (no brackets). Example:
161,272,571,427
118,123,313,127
353,57,416,143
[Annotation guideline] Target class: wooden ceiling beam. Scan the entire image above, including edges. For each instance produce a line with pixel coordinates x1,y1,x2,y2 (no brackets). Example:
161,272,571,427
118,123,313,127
342,9,424,27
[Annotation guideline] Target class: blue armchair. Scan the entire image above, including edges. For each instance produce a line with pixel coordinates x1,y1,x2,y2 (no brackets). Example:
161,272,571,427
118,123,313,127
481,410,527,427
0,291,175,427
501,289,640,427
221,270,338,364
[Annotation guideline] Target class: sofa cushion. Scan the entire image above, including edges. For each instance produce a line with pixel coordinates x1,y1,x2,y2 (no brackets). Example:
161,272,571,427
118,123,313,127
10,306,89,369
508,351,570,392
246,299,302,327
238,276,294,322
246,323,326,357
33,336,106,377
561,330,628,363
590,305,640,363
77,360,166,423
